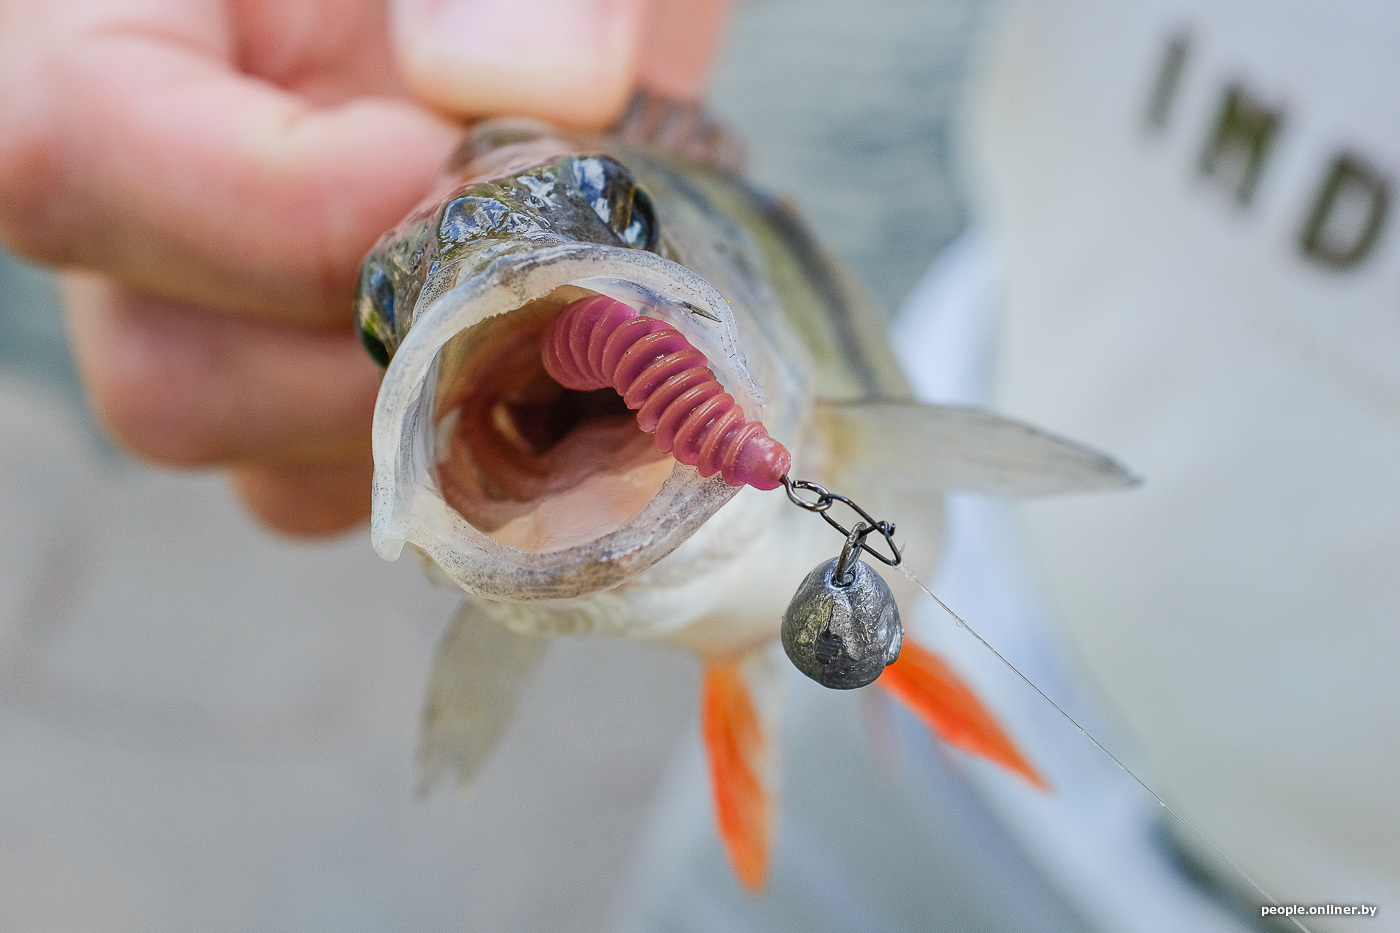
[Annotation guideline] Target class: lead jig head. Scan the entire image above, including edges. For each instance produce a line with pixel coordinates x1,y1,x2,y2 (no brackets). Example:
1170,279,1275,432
779,478,905,690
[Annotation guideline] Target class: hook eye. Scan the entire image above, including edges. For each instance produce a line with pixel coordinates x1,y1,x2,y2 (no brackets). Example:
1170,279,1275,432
833,523,872,586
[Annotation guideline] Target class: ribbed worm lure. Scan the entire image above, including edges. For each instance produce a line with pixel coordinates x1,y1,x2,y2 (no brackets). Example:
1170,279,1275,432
541,293,791,488
542,294,904,689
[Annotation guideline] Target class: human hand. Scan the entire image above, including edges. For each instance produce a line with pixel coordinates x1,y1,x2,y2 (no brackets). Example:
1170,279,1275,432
0,0,730,536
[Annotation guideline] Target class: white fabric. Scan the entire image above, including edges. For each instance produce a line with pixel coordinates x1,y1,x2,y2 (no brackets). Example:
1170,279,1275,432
971,0,1400,926
896,235,1259,933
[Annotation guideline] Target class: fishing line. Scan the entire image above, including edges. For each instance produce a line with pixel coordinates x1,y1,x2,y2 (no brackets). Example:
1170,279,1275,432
894,563,1313,933
779,476,1309,932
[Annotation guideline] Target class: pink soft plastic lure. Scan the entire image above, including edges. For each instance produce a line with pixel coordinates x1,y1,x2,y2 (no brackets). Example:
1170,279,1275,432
541,295,791,490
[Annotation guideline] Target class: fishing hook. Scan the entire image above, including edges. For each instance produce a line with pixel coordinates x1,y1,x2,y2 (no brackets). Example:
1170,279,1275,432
780,476,902,569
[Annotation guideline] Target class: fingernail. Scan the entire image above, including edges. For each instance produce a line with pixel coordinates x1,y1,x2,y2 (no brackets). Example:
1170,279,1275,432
390,0,643,128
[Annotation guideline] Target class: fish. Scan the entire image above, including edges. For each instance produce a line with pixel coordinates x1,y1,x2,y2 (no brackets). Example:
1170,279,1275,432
354,93,1134,891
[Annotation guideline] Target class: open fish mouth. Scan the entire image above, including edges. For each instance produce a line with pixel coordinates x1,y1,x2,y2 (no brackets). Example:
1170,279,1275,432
432,284,675,553
371,243,773,601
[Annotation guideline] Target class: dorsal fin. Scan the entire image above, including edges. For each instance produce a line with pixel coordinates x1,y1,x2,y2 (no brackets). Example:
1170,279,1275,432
609,88,746,173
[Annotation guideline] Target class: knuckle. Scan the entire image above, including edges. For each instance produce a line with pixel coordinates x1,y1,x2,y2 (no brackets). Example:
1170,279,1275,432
0,59,67,262
84,340,225,469
95,391,223,469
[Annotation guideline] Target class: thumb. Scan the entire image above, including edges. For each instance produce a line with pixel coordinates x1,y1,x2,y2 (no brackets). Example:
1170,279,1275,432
390,0,645,129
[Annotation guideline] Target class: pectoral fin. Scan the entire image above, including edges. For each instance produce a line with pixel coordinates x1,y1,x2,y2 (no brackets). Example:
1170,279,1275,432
878,639,1047,789
702,651,781,892
419,600,548,795
814,400,1137,498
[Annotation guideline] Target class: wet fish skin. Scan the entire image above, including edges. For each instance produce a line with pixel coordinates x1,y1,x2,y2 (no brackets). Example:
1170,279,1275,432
357,109,1135,889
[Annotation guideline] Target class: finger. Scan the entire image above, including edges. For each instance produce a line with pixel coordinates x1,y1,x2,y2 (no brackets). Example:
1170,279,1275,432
389,0,646,128
230,458,373,539
0,3,459,326
63,275,382,468
637,0,734,101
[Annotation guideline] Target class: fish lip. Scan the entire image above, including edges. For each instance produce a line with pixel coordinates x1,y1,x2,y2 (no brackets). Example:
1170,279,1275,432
370,242,767,601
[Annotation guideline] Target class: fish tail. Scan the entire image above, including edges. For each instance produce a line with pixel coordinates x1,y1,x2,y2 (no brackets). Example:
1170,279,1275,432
701,660,774,892
878,640,1049,790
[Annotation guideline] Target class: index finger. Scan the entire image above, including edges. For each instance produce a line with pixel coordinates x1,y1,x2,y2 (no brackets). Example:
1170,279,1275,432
0,0,460,327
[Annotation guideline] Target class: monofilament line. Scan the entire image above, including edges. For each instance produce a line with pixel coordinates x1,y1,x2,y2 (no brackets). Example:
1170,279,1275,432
895,564,1312,933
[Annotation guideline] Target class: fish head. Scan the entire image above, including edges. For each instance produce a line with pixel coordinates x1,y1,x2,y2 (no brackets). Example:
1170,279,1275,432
359,119,806,605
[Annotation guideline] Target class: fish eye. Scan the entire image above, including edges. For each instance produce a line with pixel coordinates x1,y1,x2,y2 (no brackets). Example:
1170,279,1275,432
570,156,660,251
366,263,396,327
357,262,397,367
359,320,391,367
616,185,658,251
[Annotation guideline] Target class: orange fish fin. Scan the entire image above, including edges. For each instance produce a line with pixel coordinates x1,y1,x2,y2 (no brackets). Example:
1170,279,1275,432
878,639,1049,790
701,657,776,892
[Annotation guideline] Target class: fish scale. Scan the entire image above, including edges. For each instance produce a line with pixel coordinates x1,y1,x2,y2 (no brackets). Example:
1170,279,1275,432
359,111,1136,893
